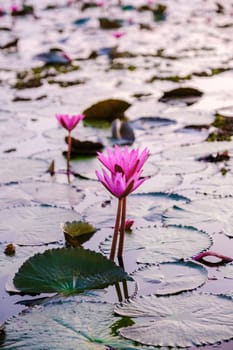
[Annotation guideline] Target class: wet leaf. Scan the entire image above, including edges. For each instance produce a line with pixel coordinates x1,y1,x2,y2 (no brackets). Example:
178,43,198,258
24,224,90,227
83,99,131,123
65,137,104,156
100,225,212,264
62,220,97,246
13,248,132,295
1,299,142,349
163,197,233,238
132,261,208,295
115,293,233,347
0,158,48,184
0,205,81,245
159,87,203,106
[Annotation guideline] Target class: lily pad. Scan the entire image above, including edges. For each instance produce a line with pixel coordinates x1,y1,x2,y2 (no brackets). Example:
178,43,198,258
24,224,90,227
0,158,48,184
0,181,84,209
1,299,141,349
130,116,176,131
100,225,212,264
65,137,104,156
83,99,131,123
86,192,190,228
132,261,208,296
220,262,233,279
13,248,132,295
62,221,97,247
159,87,203,106
115,293,233,347
163,197,233,238
0,205,81,245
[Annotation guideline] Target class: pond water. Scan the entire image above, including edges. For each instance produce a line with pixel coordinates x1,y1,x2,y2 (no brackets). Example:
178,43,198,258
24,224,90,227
0,0,233,349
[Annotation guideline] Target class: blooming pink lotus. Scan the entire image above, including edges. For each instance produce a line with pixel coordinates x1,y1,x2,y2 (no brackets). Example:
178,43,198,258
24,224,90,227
96,168,146,198
97,145,149,180
96,145,149,260
56,114,85,132
56,113,85,182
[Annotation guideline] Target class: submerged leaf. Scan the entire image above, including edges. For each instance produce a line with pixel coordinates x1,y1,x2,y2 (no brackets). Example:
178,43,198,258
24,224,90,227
13,248,132,295
115,293,233,347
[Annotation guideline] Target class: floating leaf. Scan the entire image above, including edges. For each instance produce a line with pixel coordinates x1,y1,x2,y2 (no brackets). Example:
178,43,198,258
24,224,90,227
86,192,190,228
163,197,233,237
65,137,104,156
131,116,176,131
1,299,142,349
62,221,97,246
0,158,47,184
100,225,212,264
83,99,131,123
220,262,233,279
115,293,233,347
132,261,208,295
159,87,203,106
99,17,123,29
13,248,132,295
0,205,81,245
0,181,84,209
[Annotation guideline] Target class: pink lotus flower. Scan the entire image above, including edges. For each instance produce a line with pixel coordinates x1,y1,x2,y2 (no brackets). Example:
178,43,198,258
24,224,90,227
96,0,104,6
56,114,85,132
125,219,134,231
97,145,149,180
11,4,19,13
96,168,146,198
96,145,149,260
112,31,126,39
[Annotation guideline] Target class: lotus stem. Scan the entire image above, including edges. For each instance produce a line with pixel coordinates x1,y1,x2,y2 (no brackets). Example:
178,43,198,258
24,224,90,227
117,197,126,258
110,198,122,260
67,131,72,183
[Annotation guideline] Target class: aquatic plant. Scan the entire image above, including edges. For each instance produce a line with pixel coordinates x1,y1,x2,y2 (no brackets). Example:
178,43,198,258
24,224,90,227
96,145,149,260
56,114,85,180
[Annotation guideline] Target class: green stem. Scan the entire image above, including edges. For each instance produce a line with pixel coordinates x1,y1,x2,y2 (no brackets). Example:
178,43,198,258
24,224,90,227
117,196,126,258
110,198,122,261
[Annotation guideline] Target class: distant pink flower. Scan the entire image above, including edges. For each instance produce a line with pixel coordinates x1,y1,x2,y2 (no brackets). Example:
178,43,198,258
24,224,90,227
97,145,149,180
56,114,85,132
112,31,126,39
11,4,19,13
96,169,146,198
96,0,104,6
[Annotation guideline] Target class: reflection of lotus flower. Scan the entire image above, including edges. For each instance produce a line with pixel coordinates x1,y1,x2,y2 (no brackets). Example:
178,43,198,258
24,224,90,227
96,145,149,260
56,114,85,182
96,0,104,6
56,114,85,132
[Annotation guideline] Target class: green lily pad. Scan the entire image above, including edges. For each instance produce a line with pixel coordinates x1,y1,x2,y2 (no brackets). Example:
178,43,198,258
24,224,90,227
13,248,132,295
115,293,233,347
132,261,208,295
62,221,97,247
163,197,233,237
100,225,212,264
83,99,131,123
1,299,145,349
0,158,48,184
159,87,203,106
0,243,52,276
0,205,81,245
